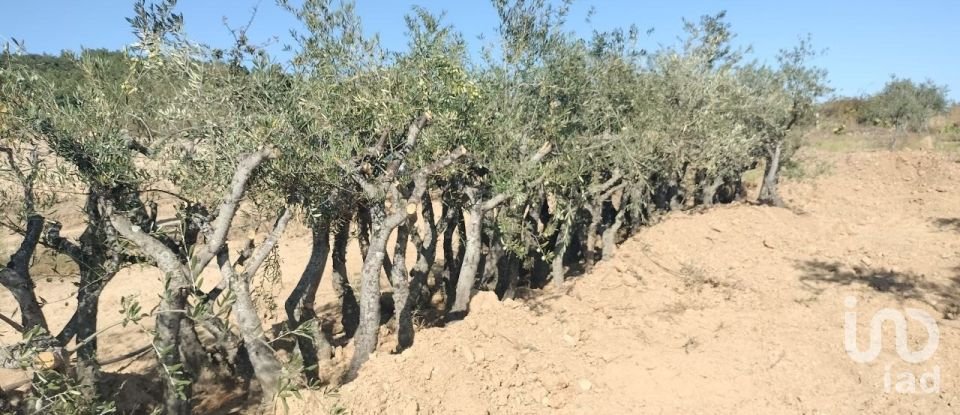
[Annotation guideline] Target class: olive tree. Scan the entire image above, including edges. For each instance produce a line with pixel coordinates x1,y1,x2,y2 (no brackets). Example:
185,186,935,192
743,39,829,206
860,76,948,131
0,38,173,401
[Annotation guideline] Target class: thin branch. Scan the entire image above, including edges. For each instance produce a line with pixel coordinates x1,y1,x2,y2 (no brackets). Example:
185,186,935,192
480,142,552,212
43,221,84,263
0,312,24,333
482,193,510,212
600,182,627,202
527,141,553,164
383,114,433,181
241,206,293,279
412,145,468,189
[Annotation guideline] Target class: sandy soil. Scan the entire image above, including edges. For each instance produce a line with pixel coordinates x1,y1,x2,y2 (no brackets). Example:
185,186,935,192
290,150,960,414
3,149,960,414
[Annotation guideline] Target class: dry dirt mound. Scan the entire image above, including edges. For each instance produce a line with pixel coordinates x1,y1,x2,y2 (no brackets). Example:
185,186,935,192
290,150,960,414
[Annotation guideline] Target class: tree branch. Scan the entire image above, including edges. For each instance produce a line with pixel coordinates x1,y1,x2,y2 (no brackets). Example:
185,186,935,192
7,215,42,276
600,182,627,202
479,142,552,212
0,312,24,333
412,145,468,191
383,113,433,181
241,206,293,279
43,221,84,263
104,201,189,279
192,147,274,276
385,146,468,230
527,141,553,164
588,170,623,196
482,193,510,211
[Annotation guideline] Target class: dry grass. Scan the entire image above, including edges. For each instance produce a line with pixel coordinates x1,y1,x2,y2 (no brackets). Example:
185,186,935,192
803,124,960,154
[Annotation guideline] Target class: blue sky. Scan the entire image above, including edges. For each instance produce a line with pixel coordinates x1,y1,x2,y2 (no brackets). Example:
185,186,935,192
1,0,958,100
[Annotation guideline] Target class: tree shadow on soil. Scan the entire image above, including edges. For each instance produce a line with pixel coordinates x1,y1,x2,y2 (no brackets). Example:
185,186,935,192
932,217,960,233
99,365,258,414
796,260,960,319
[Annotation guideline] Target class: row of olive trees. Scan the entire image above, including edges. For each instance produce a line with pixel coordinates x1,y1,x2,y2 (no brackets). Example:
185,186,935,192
0,0,827,413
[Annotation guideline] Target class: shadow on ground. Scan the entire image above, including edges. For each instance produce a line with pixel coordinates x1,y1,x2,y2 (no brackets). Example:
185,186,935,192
797,260,960,319
932,217,960,233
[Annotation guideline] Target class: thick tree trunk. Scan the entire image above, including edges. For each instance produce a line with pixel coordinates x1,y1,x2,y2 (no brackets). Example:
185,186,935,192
496,252,521,300
107,149,274,415
481,229,502,291
758,142,785,207
551,219,571,289
700,175,725,207
346,143,466,378
155,278,192,415
717,175,745,204
449,202,483,317
584,203,602,273
219,207,293,406
72,200,126,397
526,197,551,287
669,177,683,210
285,222,333,382
73,278,105,393
601,205,626,261
440,199,462,309
220,251,282,405
107,211,194,415
330,219,359,338
409,192,437,310
0,268,47,334
358,205,393,278
1,214,47,333
348,204,391,379
177,317,208,382
389,220,414,350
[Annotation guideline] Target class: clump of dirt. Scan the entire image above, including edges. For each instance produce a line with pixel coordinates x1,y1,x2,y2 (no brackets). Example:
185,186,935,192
288,150,960,414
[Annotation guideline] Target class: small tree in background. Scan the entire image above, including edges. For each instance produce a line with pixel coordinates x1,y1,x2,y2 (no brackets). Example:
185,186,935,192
860,76,949,131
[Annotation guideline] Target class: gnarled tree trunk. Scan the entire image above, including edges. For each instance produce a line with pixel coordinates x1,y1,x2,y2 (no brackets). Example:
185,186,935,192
220,250,282,405
551,218,571,289
347,145,467,378
440,195,463,309
700,175,725,207
409,191,437,310
0,214,47,333
601,200,627,261
389,218,414,350
349,203,391,378
758,141,785,207
449,200,483,317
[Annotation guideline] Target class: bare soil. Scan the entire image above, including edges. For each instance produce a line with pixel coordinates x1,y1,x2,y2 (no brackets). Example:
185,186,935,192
4,149,960,414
